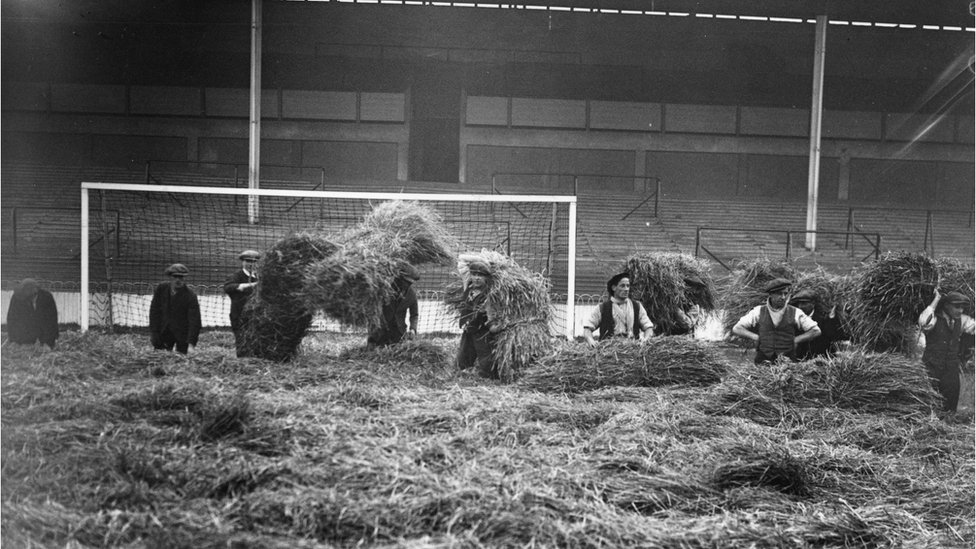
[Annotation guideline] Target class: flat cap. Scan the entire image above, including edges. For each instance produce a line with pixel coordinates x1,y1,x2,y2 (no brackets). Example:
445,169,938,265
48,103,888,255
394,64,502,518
763,278,792,294
164,263,189,277
790,289,816,303
239,250,261,261
943,291,971,305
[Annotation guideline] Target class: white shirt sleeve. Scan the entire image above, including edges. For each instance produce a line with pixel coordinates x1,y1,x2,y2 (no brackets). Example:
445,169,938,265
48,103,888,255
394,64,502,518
794,309,819,332
964,314,976,335
584,305,602,331
734,306,762,331
636,302,654,331
918,305,938,331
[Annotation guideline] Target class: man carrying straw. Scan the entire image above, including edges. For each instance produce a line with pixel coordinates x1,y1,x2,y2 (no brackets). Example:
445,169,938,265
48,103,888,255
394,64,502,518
732,278,820,364
455,258,502,378
918,289,976,413
583,272,655,347
367,264,421,347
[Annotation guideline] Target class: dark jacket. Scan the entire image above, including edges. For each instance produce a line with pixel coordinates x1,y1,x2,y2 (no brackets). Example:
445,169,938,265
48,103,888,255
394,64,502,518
149,283,201,346
922,315,963,369
7,288,59,348
223,269,257,331
368,286,419,346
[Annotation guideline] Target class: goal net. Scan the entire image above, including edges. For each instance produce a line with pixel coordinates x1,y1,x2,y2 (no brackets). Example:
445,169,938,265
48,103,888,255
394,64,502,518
80,182,577,339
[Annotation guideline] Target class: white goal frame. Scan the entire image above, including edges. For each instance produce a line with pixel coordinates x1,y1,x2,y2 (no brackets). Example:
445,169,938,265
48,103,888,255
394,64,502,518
80,181,578,338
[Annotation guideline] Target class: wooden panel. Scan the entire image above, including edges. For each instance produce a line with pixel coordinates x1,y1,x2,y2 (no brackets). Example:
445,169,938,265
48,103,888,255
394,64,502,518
511,98,585,129
466,96,508,126
281,90,356,120
740,107,808,137
665,104,736,134
204,87,280,118
822,110,882,140
1,81,48,111
361,92,404,122
885,112,955,143
130,86,201,116
51,84,126,114
590,101,660,131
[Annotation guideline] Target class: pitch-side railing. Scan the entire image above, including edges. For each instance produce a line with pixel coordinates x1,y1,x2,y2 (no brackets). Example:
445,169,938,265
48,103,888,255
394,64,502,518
695,227,882,272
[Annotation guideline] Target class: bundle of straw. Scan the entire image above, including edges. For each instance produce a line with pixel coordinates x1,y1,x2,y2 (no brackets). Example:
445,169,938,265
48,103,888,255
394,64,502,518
623,252,717,335
519,338,727,393
793,268,848,319
239,231,338,361
719,257,797,338
708,440,810,496
303,200,459,328
935,257,975,316
844,251,939,354
715,350,941,417
443,250,554,382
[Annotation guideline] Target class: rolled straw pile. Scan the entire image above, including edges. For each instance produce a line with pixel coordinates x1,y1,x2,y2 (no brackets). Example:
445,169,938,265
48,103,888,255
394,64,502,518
623,252,717,335
444,250,554,382
519,338,727,393
238,231,338,361
712,349,941,418
844,251,940,354
303,200,459,329
719,258,797,338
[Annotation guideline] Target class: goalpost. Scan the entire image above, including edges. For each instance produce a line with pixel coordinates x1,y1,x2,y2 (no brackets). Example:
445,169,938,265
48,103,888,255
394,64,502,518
80,182,577,339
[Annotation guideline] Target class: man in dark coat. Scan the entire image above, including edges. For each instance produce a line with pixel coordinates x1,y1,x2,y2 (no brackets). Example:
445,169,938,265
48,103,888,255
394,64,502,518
367,264,420,347
791,290,848,360
149,263,201,354
732,278,821,364
918,289,976,413
223,249,260,353
6,278,59,349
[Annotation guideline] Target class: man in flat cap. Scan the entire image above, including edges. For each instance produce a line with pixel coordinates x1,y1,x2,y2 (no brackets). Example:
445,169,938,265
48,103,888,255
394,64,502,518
583,272,655,347
6,278,59,349
224,250,260,353
733,278,821,364
149,263,201,354
791,289,848,360
918,288,976,413
455,257,503,378
368,263,421,347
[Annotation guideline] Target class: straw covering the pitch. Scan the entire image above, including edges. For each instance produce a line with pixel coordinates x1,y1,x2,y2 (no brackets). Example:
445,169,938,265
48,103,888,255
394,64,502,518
519,338,728,393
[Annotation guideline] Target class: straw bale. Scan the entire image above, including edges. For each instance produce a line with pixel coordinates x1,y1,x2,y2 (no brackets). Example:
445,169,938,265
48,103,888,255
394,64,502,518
239,231,338,361
622,251,717,335
348,199,459,265
719,257,797,338
444,250,555,381
935,257,975,316
341,338,453,371
708,440,810,496
519,338,728,393
842,250,954,354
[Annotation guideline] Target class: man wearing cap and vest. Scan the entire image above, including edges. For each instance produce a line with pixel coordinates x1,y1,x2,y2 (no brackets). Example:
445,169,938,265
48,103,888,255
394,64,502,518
6,278,59,349
732,278,821,364
149,263,201,354
368,263,421,347
918,289,976,413
583,272,655,347
224,250,260,353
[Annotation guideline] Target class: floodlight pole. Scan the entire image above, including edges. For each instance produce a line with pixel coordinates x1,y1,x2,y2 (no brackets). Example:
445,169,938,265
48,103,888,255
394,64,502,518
248,0,262,224
805,15,827,251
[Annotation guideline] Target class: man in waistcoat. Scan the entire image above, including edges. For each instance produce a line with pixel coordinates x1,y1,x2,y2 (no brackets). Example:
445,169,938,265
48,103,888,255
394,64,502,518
732,278,821,364
149,263,201,355
223,249,260,353
918,289,975,413
583,272,655,347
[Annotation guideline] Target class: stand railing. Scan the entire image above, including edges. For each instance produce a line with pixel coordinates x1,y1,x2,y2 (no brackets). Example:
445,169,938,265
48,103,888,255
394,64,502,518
491,171,661,219
846,206,973,256
695,227,882,271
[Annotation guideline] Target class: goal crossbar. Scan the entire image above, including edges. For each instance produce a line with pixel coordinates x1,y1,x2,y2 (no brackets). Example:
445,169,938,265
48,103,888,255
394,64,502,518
80,181,578,338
